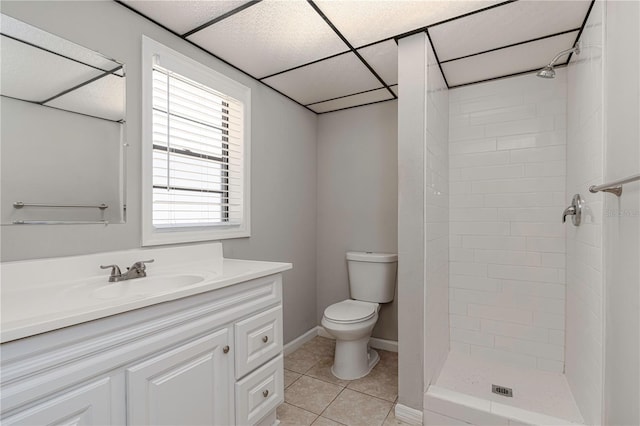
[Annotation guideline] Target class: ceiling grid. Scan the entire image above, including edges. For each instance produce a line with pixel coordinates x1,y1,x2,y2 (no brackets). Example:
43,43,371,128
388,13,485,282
117,0,594,114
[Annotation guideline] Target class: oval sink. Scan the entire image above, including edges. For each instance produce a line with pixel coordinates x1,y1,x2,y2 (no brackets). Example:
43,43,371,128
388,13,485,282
93,274,205,300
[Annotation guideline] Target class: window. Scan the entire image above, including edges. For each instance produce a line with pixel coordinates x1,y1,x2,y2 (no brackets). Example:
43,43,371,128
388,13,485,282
142,37,250,245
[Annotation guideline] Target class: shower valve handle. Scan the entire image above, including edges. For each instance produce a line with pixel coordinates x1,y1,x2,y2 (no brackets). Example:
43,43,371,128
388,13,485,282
562,194,583,226
562,206,576,223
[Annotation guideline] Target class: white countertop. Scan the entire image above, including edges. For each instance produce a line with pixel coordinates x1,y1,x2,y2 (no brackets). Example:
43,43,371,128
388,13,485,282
0,243,292,343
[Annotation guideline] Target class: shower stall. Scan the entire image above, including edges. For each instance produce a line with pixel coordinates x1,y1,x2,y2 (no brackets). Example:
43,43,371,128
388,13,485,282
397,1,639,424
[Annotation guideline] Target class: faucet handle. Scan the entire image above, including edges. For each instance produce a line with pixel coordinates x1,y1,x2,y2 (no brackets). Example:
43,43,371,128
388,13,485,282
100,264,122,274
131,259,155,270
100,264,122,282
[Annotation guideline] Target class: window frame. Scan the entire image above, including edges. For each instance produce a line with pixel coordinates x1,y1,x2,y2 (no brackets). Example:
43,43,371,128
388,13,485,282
141,36,250,246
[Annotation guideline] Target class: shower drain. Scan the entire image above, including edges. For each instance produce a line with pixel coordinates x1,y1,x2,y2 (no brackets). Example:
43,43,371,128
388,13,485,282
492,384,513,397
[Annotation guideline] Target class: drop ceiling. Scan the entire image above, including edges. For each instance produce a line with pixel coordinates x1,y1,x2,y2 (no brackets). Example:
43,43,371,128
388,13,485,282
0,14,125,121
119,0,593,114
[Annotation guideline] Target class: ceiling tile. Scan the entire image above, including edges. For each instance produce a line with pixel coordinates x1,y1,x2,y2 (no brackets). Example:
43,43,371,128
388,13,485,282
262,52,382,105
1,14,120,73
390,85,398,96
122,0,253,35
357,40,398,85
0,36,106,102
431,0,591,61
45,73,125,121
308,88,394,113
442,31,579,87
314,0,499,48
188,0,349,79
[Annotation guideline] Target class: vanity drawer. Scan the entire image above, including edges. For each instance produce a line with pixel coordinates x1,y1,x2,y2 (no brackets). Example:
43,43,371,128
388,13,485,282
234,305,283,379
235,354,283,426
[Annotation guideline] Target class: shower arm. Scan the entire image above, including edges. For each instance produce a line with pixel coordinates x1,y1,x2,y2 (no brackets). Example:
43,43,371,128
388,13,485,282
548,44,581,67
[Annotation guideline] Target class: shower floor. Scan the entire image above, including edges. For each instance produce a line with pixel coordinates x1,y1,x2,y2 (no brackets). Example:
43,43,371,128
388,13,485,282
425,352,584,425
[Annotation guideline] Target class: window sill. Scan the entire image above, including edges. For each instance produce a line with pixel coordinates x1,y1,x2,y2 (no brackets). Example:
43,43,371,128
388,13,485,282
142,225,250,246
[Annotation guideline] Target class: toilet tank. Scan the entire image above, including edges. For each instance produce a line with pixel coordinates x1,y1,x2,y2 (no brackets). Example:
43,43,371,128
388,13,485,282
347,252,398,303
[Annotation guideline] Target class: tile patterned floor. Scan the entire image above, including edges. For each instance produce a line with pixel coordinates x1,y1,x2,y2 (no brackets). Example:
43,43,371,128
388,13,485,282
278,337,409,426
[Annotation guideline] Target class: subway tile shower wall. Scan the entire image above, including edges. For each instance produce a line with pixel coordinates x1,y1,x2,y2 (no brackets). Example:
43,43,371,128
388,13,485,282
448,71,568,373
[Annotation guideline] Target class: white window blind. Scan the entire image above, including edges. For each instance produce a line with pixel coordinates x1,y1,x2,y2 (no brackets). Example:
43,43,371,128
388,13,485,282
152,66,244,228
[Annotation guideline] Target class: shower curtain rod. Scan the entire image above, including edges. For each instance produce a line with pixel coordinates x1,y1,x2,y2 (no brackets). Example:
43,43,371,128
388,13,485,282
589,173,640,197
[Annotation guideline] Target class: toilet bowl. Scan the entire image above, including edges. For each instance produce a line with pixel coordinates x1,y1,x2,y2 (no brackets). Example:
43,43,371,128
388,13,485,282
321,299,380,380
322,251,397,381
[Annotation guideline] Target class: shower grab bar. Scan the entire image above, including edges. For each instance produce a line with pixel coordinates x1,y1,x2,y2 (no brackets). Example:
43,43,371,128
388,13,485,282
12,220,109,225
589,173,640,197
13,201,108,210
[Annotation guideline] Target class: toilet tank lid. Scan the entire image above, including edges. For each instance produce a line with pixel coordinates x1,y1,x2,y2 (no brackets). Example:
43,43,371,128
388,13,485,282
346,252,398,263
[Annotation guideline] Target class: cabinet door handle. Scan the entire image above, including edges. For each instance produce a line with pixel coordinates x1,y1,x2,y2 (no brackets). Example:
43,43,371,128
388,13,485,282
263,389,269,398
223,345,230,354
262,336,269,343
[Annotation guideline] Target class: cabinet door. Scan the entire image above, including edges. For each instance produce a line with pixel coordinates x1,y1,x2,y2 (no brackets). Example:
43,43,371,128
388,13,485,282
127,328,232,426
1,377,113,425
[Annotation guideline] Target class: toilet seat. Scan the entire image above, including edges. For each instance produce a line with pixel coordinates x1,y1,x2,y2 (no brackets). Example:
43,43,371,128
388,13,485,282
324,300,379,324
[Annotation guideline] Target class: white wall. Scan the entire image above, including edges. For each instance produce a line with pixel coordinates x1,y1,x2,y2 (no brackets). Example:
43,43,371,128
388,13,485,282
602,1,640,424
316,101,398,341
565,2,605,424
0,1,318,344
397,32,449,411
448,72,567,373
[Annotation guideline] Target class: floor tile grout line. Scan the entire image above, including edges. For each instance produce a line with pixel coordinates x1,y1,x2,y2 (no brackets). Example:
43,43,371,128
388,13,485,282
278,400,321,424
317,386,347,421
284,372,347,418
382,400,395,424
313,416,348,426
316,386,396,425
284,371,303,390
344,387,398,405
285,339,399,423
302,370,350,388
282,399,328,418
287,347,398,401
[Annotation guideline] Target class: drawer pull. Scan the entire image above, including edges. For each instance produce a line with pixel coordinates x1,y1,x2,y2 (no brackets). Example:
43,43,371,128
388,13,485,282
263,389,269,398
262,336,269,343
223,345,230,354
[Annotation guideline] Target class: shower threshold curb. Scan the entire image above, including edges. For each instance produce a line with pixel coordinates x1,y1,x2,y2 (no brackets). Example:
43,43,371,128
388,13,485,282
425,385,584,426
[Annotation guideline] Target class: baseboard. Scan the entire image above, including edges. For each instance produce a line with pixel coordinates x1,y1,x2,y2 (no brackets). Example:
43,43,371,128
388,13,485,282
395,403,423,425
370,337,398,353
283,326,319,356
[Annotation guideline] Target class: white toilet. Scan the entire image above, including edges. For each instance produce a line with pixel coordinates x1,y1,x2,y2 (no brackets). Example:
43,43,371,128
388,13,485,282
321,251,398,380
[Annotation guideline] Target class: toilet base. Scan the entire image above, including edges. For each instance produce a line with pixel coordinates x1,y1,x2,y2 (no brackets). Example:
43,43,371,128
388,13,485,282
330,337,380,380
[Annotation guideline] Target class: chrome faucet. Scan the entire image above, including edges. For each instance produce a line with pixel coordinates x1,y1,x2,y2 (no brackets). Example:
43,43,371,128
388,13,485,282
100,259,155,282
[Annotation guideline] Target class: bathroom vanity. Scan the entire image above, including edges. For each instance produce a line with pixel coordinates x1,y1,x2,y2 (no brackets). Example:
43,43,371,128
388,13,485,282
0,243,291,425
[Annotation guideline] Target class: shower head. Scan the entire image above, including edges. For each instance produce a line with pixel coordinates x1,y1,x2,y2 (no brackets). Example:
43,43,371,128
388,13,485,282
536,42,581,79
536,65,556,79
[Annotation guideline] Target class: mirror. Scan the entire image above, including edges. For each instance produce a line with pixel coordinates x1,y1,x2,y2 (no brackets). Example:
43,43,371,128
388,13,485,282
0,13,126,225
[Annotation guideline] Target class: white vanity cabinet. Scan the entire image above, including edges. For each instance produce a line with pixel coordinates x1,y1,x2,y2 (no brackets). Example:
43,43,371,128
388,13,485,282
0,274,285,426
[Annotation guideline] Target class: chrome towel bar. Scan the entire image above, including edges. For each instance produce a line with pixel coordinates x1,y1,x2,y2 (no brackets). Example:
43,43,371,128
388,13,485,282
13,202,108,210
589,173,640,197
13,220,109,225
